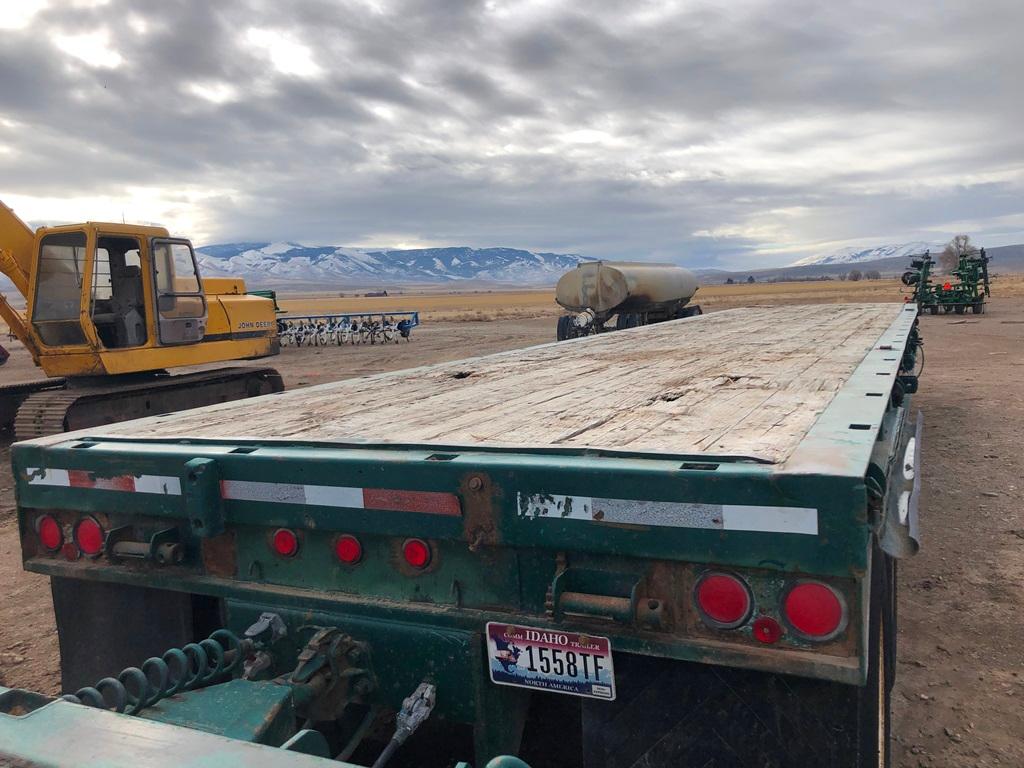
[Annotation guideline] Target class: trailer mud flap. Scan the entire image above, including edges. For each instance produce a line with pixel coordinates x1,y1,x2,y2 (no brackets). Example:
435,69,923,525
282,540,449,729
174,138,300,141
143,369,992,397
878,409,922,559
51,577,197,693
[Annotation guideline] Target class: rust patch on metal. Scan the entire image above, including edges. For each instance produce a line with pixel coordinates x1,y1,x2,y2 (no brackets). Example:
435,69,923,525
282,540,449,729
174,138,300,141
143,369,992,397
460,473,500,550
201,530,237,577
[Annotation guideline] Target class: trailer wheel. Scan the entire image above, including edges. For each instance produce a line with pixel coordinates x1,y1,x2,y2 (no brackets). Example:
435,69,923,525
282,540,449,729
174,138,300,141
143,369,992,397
971,301,984,315
928,305,939,315
615,313,639,330
954,304,966,315
582,561,893,768
557,315,574,341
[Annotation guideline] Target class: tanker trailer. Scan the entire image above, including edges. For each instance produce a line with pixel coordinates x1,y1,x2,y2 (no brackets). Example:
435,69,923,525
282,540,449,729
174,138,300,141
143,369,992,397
555,260,701,340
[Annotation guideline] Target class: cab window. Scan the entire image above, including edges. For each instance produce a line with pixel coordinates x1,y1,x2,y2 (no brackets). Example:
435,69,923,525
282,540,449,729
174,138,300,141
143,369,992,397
152,241,204,318
31,232,87,346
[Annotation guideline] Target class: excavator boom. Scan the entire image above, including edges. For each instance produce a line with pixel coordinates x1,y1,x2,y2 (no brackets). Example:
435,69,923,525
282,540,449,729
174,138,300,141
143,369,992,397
0,201,35,296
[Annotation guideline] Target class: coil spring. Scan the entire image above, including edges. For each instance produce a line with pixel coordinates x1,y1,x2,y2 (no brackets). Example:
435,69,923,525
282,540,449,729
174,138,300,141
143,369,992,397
60,629,246,715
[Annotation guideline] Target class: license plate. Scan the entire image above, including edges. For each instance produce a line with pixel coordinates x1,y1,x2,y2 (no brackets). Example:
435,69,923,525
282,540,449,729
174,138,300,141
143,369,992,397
485,622,616,700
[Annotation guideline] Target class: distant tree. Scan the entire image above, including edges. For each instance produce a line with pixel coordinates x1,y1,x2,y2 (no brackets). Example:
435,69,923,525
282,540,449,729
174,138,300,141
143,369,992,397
864,270,882,280
940,234,978,272
847,269,863,281
838,272,848,281
725,277,734,284
746,275,755,284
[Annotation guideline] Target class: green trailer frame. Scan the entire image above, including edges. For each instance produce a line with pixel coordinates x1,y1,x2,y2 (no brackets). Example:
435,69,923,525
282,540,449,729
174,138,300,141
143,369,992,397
11,304,922,766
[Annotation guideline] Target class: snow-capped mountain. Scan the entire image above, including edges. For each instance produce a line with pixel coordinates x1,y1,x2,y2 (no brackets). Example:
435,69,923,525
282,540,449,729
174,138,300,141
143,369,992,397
195,243,585,285
790,242,934,267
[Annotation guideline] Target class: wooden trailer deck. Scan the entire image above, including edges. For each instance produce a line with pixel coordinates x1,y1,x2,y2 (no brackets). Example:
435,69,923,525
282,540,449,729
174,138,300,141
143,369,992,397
60,304,910,465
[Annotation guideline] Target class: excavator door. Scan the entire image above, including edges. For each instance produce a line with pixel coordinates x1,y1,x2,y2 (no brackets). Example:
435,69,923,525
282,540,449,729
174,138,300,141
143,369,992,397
150,238,207,345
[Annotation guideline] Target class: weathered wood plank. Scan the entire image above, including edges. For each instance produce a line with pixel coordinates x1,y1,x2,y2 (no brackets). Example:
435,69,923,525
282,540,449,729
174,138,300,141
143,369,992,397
78,304,905,464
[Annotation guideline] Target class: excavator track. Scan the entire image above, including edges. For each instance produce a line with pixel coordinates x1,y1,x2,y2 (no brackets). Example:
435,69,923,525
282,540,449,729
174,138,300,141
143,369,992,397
12,366,284,441
0,378,67,434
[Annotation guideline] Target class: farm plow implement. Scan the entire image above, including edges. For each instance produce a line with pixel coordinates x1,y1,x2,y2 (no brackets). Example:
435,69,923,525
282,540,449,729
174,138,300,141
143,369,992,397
902,249,991,315
277,311,420,347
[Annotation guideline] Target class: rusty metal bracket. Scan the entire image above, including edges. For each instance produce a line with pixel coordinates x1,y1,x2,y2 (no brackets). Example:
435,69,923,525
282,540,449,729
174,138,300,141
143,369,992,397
461,473,501,551
183,458,224,538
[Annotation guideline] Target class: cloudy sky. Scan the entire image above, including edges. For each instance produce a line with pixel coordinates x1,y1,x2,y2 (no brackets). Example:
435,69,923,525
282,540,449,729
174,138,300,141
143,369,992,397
1,0,1022,268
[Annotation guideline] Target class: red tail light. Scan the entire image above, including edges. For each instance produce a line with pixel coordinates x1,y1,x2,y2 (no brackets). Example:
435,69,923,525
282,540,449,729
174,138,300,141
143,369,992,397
37,515,63,552
783,581,846,640
402,538,431,569
752,616,782,644
334,535,363,564
694,572,752,629
74,517,104,556
271,528,299,557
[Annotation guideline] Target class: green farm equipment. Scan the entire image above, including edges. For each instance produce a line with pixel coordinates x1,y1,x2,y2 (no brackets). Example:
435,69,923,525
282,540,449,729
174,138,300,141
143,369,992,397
12,304,923,768
902,248,991,314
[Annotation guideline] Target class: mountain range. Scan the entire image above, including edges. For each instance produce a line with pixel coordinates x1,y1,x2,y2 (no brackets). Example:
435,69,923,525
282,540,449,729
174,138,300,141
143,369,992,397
195,243,585,286
789,242,936,267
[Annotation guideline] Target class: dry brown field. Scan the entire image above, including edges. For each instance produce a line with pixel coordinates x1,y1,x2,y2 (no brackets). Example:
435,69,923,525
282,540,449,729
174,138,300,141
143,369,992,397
276,274,1024,322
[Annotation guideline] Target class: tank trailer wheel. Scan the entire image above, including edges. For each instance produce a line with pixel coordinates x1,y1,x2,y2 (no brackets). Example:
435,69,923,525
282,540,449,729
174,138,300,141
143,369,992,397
557,315,574,341
972,301,984,315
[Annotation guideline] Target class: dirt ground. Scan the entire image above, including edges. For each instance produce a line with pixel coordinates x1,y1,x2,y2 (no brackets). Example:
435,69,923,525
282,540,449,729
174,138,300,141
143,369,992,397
1,293,1023,767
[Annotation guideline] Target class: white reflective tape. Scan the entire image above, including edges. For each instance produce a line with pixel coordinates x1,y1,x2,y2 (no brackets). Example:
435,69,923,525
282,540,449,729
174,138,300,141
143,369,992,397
25,467,180,495
518,492,818,536
303,484,365,508
26,468,70,487
221,480,307,504
133,475,182,496
721,505,817,535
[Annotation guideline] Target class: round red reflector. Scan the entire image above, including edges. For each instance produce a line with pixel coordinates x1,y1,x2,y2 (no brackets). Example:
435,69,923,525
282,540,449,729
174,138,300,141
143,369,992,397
752,616,783,644
402,538,431,569
694,573,752,629
334,535,362,564
74,517,104,556
783,582,845,640
37,515,63,551
272,529,299,557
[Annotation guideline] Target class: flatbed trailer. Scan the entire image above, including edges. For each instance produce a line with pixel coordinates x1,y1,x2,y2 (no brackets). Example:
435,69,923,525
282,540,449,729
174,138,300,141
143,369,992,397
12,303,923,768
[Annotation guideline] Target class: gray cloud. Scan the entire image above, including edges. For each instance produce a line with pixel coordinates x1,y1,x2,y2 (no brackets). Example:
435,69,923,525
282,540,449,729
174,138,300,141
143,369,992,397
0,0,1021,268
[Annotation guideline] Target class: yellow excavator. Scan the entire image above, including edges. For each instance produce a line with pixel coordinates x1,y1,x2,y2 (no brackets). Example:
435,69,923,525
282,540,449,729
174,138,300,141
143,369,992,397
0,200,283,439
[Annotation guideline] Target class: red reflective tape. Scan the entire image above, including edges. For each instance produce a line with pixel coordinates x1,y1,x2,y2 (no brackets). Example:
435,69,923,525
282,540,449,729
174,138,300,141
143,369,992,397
68,470,94,488
67,471,135,492
362,489,462,516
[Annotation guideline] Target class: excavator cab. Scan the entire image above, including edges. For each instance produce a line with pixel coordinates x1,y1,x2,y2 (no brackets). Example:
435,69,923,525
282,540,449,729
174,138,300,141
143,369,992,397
1,203,283,438
4,219,279,378
29,227,209,356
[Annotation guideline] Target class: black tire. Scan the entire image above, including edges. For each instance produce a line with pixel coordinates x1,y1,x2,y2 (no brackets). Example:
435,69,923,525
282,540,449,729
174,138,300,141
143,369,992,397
927,305,939,315
557,315,574,341
971,301,984,315
942,305,953,313
582,562,893,768
954,304,966,315
615,313,636,330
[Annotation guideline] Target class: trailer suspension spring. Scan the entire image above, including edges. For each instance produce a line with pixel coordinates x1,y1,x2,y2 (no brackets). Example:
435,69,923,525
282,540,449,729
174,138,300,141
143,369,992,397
60,629,250,715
